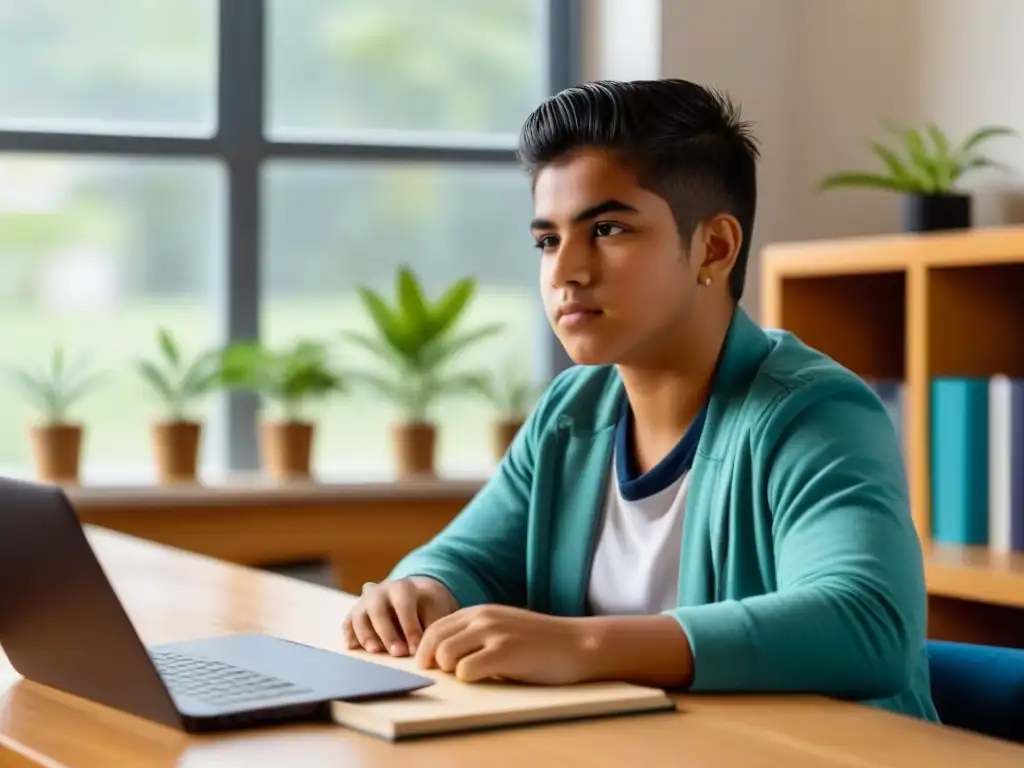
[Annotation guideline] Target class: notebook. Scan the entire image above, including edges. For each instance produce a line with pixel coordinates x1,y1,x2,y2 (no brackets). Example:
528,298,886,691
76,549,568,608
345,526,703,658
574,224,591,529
330,652,677,740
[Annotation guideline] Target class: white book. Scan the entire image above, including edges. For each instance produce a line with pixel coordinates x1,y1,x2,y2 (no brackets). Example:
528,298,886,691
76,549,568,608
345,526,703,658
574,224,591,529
989,375,1013,552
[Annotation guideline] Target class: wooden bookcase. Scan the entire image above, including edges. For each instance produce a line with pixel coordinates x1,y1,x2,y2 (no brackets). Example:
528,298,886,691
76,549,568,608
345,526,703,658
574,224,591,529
761,225,1024,645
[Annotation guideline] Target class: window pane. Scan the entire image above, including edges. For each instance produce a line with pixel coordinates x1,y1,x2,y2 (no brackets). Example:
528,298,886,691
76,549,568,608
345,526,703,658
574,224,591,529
0,0,217,135
266,0,545,140
0,156,224,482
262,160,543,477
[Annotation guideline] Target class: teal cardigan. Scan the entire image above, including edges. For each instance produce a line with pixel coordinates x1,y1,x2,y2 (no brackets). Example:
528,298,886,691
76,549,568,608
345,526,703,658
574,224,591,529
390,308,939,722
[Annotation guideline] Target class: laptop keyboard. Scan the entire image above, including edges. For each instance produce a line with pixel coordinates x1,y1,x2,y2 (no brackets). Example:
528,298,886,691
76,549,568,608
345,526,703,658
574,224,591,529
151,650,314,707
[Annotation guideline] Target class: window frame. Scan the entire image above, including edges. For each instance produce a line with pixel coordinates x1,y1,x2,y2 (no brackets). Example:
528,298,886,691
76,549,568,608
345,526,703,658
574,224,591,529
0,0,581,473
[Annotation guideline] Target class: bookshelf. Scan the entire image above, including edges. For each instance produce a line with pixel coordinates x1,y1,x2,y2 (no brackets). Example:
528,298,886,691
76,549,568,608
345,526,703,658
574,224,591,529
761,225,1024,624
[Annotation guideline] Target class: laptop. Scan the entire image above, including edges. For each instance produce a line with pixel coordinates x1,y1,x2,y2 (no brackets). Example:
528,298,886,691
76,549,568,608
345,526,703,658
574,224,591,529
0,476,434,732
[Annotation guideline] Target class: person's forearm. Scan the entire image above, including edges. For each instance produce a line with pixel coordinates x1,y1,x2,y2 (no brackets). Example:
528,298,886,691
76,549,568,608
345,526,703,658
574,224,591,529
573,615,694,688
666,587,916,698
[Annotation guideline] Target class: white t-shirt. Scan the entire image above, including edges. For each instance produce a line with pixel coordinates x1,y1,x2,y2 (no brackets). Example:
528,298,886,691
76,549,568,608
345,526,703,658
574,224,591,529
586,402,706,616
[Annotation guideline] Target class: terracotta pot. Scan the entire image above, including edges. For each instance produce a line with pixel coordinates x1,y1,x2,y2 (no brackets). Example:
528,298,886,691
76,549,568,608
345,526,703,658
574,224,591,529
492,418,524,463
393,422,437,478
30,423,83,485
260,420,315,481
151,420,202,485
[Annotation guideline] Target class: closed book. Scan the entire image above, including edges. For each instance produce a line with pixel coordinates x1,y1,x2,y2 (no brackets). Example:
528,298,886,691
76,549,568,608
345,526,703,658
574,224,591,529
931,378,989,545
329,653,675,740
986,376,1024,553
1010,380,1024,552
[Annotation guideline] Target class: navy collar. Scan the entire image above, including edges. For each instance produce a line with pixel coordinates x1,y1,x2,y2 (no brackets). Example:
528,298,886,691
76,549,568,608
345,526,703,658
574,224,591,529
615,399,707,501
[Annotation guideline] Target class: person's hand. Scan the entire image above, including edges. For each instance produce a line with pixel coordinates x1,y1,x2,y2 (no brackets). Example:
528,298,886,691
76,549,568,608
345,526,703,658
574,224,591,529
414,604,588,684
342,576,459,657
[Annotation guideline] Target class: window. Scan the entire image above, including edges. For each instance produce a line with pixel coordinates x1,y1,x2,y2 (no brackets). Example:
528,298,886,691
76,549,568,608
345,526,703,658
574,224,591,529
0,0,576,483
0,157,223,482
0,0,218,136
266,0,542,139
262,161,538,474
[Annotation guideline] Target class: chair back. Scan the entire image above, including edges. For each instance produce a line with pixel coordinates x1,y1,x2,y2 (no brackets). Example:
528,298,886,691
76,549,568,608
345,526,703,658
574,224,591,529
927,640,1024,743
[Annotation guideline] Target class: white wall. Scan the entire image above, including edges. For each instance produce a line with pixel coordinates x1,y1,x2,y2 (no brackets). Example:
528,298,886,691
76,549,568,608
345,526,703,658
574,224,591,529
659,0,799,321
582,0,662,81
583,0,1024,320
792,0,1024,243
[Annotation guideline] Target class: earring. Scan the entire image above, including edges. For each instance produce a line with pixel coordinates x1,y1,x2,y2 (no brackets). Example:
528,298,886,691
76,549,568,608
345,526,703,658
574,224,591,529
700,274,712,287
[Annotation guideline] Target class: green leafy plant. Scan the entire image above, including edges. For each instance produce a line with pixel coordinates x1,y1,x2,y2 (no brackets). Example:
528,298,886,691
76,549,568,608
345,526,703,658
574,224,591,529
343,267,504,423
819,122,1017,195
2,345,102,424
136,328,222,422
219,338,344,421
471,361,545,422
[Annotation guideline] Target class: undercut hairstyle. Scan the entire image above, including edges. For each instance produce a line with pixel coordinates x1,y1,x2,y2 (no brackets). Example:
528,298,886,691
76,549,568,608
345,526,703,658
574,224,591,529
517,79,760,302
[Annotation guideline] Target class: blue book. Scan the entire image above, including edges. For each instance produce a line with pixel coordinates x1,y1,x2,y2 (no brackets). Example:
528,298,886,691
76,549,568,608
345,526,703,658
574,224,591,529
1012,383,1024,552
931,378,989,545
1014,423,1024,552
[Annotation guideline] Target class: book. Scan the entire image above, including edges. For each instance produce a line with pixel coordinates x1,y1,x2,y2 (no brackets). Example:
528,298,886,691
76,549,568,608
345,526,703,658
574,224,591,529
931,377,990,545
988,376,1024,552
329,653,676,740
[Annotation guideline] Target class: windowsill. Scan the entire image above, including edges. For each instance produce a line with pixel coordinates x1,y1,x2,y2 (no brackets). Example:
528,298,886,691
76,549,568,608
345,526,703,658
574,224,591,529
3,461,490,509
66,474,486,509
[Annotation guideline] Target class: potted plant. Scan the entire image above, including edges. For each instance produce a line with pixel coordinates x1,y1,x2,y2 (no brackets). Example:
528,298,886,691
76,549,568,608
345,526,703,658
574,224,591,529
471,362,545,463
819,122,1017,232
135,328,222,485
344,267,503,478
219,338,344,481
3,346,102,485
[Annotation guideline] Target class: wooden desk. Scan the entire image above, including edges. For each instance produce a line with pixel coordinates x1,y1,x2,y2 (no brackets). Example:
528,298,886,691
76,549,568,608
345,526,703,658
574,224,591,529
1,529,1021,767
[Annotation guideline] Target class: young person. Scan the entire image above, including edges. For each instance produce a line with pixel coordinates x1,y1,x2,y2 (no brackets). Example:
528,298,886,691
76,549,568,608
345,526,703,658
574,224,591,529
341,79,939,722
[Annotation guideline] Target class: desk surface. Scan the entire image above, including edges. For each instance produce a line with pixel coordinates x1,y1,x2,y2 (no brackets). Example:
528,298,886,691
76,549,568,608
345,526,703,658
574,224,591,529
1,528,1021,768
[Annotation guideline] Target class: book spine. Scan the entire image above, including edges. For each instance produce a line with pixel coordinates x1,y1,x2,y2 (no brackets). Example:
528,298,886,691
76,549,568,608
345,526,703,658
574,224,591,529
1010,380,1024,551
989,376,1012,552
931,378,989,545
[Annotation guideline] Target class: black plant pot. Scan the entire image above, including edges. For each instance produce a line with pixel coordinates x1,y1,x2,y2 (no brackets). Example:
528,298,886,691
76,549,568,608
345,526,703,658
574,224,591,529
901,193,972,233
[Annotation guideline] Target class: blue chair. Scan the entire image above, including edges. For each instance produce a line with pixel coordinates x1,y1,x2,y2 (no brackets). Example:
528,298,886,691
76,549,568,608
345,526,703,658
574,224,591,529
927,640,1024,743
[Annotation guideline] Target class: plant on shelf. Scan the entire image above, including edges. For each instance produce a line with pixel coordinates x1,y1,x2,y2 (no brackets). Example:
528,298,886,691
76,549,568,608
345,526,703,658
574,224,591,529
470,360,546,463
219,338,345,481
819,121,1018,232
135,328,223,485
2,345,103,485
343,266,503,478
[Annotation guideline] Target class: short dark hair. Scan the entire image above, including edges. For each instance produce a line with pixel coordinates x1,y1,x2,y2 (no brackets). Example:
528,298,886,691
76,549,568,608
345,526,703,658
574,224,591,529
517,79,760,302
